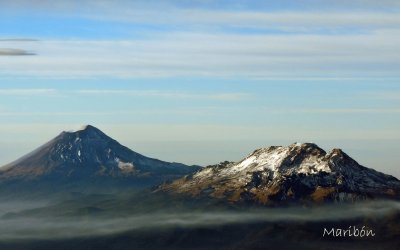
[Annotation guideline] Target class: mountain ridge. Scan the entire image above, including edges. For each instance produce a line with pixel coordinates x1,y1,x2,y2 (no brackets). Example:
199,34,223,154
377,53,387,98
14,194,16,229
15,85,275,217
1,127,399,204
159,142,400,204
0,125,200,189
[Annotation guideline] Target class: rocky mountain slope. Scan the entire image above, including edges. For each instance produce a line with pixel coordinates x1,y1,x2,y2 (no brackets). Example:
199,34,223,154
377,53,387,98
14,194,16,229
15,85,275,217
160,143,400,204
0,125,199,189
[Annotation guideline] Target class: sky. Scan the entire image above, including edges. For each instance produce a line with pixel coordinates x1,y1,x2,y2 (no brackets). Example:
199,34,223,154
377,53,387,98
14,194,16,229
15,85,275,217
0,0,399,177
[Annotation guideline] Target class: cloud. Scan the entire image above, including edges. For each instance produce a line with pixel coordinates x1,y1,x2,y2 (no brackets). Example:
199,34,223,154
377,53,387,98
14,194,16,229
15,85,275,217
0,38,38,42
0,48,36,56
2,1,400,29
361,91,400,100
2,2,400,37
77,90,249,101
3,0,400,10
0,2,399,79
0,88,248,101
0,200,398,240
93,10,400,32
1,29,399,79
280,108,400,114
0,89,55,95
0,110,208,117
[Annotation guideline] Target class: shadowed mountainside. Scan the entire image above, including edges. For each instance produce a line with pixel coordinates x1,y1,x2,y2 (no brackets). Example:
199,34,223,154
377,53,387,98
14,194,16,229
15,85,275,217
0,125,200,195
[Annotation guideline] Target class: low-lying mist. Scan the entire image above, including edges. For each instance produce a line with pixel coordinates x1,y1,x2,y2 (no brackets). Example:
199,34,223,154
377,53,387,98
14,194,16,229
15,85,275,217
0,199,399,240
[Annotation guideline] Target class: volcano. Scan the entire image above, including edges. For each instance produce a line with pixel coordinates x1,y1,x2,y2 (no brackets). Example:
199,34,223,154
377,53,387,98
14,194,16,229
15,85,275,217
160,143,400,204
0,125,200,191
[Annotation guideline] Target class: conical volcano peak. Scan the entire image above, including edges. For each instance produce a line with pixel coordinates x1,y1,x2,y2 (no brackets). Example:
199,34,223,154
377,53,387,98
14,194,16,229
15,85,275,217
62,125,109,141
64,124,102,133
0,125,198,182
79,124,97,131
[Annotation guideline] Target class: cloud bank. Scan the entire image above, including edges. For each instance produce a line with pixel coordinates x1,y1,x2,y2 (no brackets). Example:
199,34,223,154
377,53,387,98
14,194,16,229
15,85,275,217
0,48,35,56
1,29,399,78
0,1,399,79
0,200,398,240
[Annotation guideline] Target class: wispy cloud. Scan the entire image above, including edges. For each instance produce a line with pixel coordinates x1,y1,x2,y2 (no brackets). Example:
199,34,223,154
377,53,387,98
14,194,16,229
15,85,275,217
0,89,55,95
0,200,398,240
361,91,400,100
1,29,399,79
0,48,36,56
0,38,38,42
0,1,399,79
288,108,400,114
88,10,400,33
0,110,210,117
77,90,249,101
3,1,400,32
0,39,38,56
0,88,249,101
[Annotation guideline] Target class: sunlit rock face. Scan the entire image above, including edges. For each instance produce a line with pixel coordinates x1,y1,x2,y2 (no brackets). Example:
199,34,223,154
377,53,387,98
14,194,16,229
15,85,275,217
161,143,400,204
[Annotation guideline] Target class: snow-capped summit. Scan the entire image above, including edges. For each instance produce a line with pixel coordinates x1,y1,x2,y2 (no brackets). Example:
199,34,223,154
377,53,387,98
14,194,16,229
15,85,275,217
222,142,330,176
0,125,199,186
160,143,400,204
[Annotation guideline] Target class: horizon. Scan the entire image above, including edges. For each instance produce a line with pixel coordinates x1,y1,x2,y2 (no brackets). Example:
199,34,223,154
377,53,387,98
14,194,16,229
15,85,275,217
1,0,399,178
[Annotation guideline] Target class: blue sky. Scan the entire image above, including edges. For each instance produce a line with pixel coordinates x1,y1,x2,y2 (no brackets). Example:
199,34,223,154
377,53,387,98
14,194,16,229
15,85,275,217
0,0,399,177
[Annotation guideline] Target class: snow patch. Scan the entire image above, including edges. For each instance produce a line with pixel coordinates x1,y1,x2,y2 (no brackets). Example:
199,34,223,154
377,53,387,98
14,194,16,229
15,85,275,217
296,162,331,175
115,158,134,172
106,148,112,158
190,144,333,189
194,167,213,178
